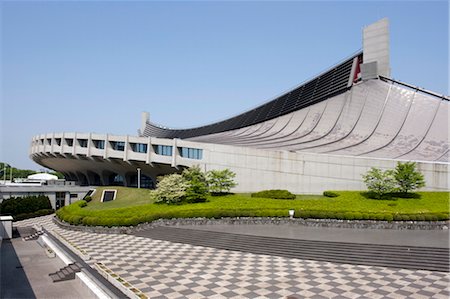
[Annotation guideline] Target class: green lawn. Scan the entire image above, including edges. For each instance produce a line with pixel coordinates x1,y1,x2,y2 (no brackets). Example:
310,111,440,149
57,187,450,227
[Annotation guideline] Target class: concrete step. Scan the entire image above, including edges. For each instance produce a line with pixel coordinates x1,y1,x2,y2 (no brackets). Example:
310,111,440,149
48,262,82,282
133,227,449,272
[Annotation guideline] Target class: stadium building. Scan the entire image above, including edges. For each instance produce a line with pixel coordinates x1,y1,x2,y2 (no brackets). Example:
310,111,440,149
30,19,449,194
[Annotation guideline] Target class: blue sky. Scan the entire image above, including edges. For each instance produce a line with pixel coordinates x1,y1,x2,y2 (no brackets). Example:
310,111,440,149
1,1,448,170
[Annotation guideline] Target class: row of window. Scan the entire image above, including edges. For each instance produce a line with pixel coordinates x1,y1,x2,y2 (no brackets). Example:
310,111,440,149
35,138,203,159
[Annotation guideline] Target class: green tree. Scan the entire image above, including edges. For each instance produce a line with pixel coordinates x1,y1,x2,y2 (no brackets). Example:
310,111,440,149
182,166,208,203
394,162,425,193
362,167,397,199
154,174,188,204
207,169,237,195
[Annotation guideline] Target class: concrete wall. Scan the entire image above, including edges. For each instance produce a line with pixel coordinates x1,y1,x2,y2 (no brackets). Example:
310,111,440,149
363,18,390,77
30,133,448,194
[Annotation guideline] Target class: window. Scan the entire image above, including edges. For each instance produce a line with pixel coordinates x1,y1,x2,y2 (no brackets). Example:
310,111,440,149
78,139,88,147
110,141,125,151
70,193,78,198
46,138,52,145
154,145,172,156
54,138,61,146
93,140,105,149
180,147,203,160
130,143,147,153
65,138,73,146
101,189,117,202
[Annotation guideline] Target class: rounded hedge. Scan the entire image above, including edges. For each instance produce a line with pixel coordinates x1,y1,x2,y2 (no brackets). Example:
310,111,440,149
251,189,296,200
323,191,339,198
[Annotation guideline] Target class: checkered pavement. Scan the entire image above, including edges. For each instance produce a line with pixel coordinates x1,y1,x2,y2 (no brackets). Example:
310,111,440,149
15,215,450,298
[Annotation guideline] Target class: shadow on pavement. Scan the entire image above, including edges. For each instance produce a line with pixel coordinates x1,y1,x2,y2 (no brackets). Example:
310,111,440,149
0,228,36,299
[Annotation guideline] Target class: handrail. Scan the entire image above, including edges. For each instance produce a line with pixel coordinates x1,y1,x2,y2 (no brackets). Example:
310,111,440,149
379,76,449,102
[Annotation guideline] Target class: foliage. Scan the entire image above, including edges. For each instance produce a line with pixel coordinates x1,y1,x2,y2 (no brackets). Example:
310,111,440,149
362,167,397,199
182,166,208,203
84,196,92,202
0,195,53,217
14,209,54,221
0,162,64,181
55,189,450,227
0,162,36,180
394,162,425,193
251,189,296,200
154,174,188,204
323,191,339,198
207,169,237,194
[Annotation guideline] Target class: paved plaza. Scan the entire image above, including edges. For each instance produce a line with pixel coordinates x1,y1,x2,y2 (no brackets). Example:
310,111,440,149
14,215,450,298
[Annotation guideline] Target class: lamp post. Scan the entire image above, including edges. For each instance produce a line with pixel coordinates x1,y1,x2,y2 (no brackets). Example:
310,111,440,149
137,168,141,189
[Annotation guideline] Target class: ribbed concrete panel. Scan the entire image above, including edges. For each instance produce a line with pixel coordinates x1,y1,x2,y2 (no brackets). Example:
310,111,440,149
313,80,391,153
367,92,441,158
229,113,294,144
235,108,310,144
257,101,328,149
331,83,413,156
294,84,368,150
399,101,449,161
279,92,348,150
183,79,448,163
255,93,345,150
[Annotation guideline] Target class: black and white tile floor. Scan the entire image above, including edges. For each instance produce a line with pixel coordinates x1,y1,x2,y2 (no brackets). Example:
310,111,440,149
16,215,450,298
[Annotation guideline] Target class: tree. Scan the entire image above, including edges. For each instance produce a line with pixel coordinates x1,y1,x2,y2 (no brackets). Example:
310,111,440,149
154,174,188,204
362,167,397,199
394,162,425,193
182,166,208,203
207,169,237,195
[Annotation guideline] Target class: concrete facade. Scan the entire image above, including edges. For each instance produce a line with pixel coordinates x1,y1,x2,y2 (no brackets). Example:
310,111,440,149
30,130,448,194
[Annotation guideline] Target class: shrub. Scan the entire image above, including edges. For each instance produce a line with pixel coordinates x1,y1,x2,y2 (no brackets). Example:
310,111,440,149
78,200,87,208
14,209,54,221
154,174,188,204
182,166,208,203
251,189,296,200
362,167,397,199
207,169,237,194
401,215,410,221
84,196,92,202
0,195,52,217
323,191,339,197
383,214,394,221
344,212,355,220
394,162,425,193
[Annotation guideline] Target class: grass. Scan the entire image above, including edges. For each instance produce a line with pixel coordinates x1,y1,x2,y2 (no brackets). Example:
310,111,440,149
56,187,450,227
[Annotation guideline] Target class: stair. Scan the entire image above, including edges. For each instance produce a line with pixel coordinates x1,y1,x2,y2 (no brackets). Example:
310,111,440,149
22,230,44,241
49,262,82,282
133,227,450,272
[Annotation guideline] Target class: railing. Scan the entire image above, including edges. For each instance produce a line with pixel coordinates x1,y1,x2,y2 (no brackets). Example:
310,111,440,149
379,76,449,102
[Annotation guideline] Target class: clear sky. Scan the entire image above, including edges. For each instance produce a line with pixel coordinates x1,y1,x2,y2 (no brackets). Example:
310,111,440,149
1,1,448,170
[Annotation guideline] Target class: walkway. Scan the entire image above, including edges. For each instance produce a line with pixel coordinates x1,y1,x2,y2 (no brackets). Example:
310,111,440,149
0,227,94,299
14,215,450,299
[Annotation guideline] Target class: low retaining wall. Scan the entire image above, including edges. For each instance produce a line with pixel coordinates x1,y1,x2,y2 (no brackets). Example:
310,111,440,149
53,216,449,235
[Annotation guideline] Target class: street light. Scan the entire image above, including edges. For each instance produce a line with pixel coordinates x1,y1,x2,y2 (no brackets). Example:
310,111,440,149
137,168,141,189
